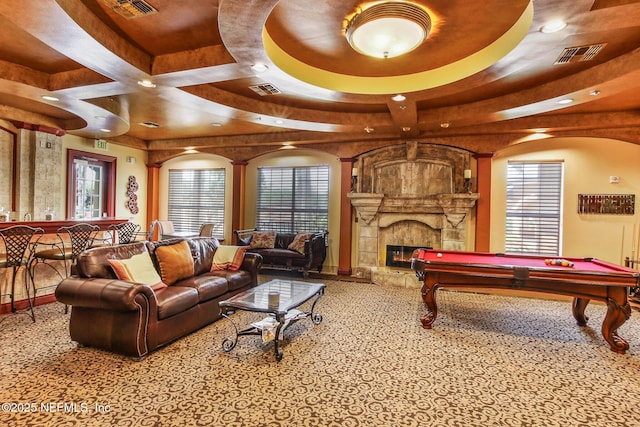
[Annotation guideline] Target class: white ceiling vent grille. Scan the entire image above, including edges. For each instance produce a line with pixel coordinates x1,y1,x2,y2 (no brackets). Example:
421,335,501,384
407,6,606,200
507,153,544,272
554,44,606,64
138,121,160,128
100,0,158,19
248,84,282,96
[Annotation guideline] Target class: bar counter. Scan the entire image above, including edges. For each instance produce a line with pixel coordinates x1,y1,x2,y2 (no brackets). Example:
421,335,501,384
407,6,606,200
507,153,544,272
1,217,129,234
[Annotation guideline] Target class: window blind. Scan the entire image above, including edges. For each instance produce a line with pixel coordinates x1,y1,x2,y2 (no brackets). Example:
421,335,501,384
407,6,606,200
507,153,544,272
505,161,563,256
256,165,329,233
168,169,225,234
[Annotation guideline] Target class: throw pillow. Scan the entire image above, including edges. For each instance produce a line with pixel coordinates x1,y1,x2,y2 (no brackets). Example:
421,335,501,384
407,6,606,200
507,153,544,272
108,252,167,291
154,240,195,285
249,231,276,249
287,233,313,254
211,245,247,271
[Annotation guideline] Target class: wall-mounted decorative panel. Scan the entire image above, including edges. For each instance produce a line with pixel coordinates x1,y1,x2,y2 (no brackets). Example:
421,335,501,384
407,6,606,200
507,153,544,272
577,194,635,215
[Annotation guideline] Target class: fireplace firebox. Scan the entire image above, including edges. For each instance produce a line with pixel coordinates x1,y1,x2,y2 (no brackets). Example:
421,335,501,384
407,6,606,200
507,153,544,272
386,245,430,268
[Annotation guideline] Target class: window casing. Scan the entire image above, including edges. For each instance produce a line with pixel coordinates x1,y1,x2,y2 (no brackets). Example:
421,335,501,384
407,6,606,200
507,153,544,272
256,165,329,233
168,169,226,234
66,149,116,219
505,161,563,256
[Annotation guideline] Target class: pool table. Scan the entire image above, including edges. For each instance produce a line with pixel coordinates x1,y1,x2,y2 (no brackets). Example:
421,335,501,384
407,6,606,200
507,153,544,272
411,249,639,354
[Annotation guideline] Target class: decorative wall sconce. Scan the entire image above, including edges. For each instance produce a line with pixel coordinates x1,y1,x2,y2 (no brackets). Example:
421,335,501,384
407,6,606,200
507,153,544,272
463,169,472,193
351,167,358,192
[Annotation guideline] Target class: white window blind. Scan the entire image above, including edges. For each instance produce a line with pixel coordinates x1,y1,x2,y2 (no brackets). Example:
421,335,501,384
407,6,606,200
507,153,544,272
256,165,329,233
168,169,225,234
505,161,563,256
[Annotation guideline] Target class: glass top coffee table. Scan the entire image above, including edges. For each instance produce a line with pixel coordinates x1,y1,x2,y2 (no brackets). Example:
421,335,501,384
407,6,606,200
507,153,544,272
219,279,325,361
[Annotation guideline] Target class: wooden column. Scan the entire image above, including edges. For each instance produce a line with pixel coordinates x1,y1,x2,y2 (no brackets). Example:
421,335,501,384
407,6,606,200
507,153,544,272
231,161,247,244
146,164,161,240
474,153,494,252
338,158,354,276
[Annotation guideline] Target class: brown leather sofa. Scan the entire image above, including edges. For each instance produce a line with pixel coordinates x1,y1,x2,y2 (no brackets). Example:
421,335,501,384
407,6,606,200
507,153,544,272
55,237,262,360
234,229,327,277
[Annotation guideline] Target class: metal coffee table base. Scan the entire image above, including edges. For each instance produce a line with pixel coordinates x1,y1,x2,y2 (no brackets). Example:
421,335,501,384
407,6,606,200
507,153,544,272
221,291,324,361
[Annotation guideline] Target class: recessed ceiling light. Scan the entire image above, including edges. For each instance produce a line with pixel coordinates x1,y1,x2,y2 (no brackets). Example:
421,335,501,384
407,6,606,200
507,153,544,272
42,95,59,101
392,94,406,102
251,63,269,73
402,127,411,132
557,98,573,105
440,122,450,128
137,79,156,88
364,126,374,133
540,20,567,34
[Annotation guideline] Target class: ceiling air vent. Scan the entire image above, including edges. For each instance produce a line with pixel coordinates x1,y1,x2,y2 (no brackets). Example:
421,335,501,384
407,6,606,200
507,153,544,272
554,44,606,64
248,83,282,96
138,121,160,128
100,0,158,19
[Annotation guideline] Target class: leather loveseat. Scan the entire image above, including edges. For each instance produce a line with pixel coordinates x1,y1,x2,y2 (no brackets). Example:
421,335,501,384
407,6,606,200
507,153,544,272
234,229,327,277
55,237,262,359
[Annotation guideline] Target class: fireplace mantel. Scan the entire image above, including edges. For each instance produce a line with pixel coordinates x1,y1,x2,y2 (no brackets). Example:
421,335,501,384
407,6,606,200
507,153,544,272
348,192,479,222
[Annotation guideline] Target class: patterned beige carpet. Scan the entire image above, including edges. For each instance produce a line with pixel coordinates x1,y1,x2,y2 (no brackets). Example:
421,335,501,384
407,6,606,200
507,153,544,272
1,277,640,427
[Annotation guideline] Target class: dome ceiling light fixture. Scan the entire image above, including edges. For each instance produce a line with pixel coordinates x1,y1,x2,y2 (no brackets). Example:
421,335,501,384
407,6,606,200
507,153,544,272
345,1,432,59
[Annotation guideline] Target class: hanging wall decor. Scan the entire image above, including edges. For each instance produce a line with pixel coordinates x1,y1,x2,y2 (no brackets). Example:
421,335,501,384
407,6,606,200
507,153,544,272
126,175,139,214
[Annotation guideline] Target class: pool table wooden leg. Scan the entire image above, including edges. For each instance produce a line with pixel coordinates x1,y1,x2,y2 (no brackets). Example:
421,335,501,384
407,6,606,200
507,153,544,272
420,276,438,329
572,297,590,326
601,291,631,354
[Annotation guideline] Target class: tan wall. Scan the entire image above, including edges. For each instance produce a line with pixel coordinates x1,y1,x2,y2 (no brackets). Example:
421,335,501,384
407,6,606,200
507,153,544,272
490,137,640,265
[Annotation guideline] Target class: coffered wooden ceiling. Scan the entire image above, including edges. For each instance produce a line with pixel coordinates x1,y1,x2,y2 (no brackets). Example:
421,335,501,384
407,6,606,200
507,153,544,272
1,0,640,163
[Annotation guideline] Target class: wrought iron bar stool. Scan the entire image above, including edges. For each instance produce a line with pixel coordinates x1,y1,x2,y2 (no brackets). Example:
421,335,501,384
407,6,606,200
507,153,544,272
29,223,100,311
0,225,44,322
108,221,142,245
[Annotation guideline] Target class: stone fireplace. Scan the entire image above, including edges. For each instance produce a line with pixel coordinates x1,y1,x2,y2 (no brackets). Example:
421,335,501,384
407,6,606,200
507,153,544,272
348,142,479,287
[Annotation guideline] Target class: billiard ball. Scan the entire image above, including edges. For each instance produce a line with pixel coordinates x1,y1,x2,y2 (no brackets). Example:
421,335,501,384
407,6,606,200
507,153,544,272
437,253,442,257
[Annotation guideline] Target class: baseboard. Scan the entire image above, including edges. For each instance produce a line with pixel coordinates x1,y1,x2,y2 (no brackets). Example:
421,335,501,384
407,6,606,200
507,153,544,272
0,293,59,315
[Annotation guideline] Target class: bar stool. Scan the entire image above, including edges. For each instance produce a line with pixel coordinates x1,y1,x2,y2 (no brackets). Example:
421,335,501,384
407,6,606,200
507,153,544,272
108,222,142,244
29,223,99,309
0,225,44,322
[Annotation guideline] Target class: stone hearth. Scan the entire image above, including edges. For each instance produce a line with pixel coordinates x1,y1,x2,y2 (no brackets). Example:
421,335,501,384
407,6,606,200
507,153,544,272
348,142,479,287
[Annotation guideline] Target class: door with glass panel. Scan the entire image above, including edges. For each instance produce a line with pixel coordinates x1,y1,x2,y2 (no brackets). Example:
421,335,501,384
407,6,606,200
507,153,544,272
73,158,107,219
